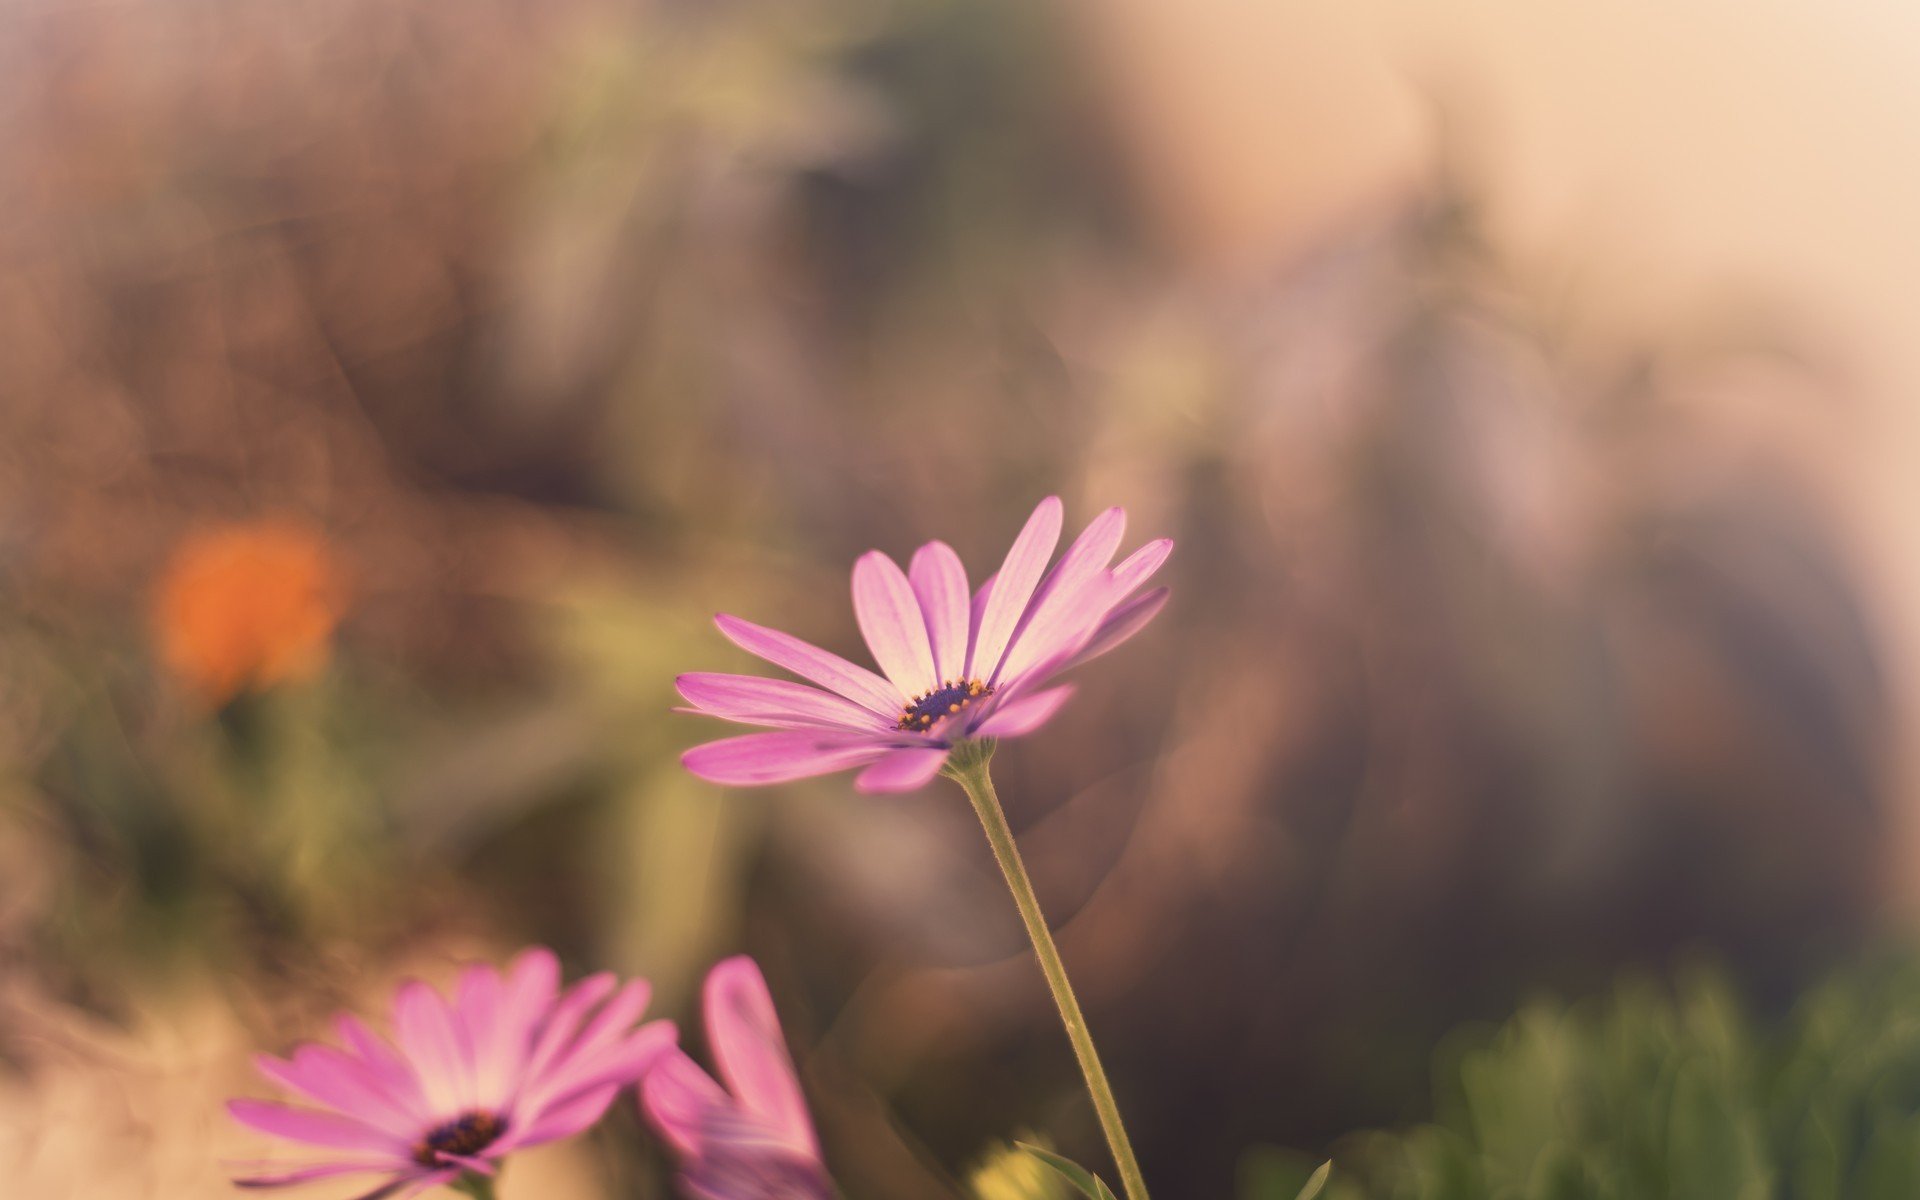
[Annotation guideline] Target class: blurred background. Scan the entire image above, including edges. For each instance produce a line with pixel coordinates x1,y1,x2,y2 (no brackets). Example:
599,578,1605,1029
5,0,1920,1196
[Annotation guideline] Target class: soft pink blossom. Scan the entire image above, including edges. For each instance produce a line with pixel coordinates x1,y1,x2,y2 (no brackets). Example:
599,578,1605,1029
680,497,1172,793
228,947,674,1198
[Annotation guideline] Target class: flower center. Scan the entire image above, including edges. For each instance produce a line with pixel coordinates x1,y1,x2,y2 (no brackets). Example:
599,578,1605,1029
897,678,992,732
412,1110,505,1166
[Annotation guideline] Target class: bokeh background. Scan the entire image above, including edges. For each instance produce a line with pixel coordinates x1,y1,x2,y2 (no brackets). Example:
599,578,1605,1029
6,0,1920,1196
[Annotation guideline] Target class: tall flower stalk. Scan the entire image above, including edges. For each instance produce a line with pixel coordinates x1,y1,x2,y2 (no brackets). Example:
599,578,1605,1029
944,739,1148,1200
679,497,1170,1198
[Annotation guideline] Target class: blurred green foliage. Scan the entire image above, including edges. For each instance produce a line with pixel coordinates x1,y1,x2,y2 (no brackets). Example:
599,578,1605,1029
1294,959,1920,1200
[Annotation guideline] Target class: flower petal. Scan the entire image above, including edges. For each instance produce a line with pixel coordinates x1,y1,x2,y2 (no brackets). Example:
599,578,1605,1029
705,956,819,1156
496,1083,621,1154
909,541,971,684
228,1100,405,1155
522,978,651,1101
852,551,938,699
488,947,561,1094
392,981,470,1113
231,1160,407,1190
680,1110,835,1200
513,1021,677,1130
358,1172,460,1200
682,730,894,787
968,497,1063,682
975,685,1076,738
640,1048,731,1159
516,973,616,1103
453,966,509,1107
253,1047,418,1132
1064,587,1170,672
1108,538,1173,597
333,1016,429,1117
996,507,1127,684
854,747,950,793
677,673,886,731
715,614,903,715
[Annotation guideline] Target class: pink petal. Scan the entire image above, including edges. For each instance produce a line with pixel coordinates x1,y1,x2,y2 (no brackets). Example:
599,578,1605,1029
361,1172,460,1200
995,507,1127,683
517,973,617,1099
968,497,1063,683
453,966,509,1107
512,1021,677,1129
491,947,561,1089
522,978,653,1104
682,730,894,787
704,957,818,1156
677,672,886,731
975,685,1076,738
499,1083,621,1152
505,946,561,1007
854,747,951,794
232,1160,407,1190
393,981,473,1114
1028,507,1126,619
1063,587,1170,672
1108,538,1173,597
715,614,903,716
908,541,971,684
228,1100,405,1155
851,551,938,699
254,1047,418,1132
964,574,995,677
639,1049,730,1158
989,569,1125,691
334,1016,429,1116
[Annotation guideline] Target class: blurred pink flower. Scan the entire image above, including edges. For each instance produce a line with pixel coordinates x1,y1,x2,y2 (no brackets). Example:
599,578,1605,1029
227,947,674,1197
680,496,1172,793
640,957,832,1200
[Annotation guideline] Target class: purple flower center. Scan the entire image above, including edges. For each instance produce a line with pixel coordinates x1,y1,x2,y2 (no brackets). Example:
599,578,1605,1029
412,1110,504,1166
897,678,992,732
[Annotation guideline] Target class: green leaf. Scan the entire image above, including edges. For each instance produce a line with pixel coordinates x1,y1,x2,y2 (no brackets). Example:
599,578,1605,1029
1293,1161,1332,1200
1016,1143,1121,1200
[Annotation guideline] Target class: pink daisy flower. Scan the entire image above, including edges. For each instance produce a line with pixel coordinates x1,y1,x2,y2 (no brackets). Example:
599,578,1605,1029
679,496,1172,794
227,947,676,1198
640,956,831,1200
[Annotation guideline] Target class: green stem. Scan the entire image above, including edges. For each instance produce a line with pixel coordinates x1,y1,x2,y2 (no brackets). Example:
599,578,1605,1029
449,1174,499,1200
946,744,1150,1200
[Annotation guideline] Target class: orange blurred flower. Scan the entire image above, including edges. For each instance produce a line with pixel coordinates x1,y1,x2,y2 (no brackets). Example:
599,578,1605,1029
152,519,346,706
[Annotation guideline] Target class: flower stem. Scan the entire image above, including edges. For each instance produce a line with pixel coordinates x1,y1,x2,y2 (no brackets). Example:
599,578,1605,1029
450,1174,499,1200
945,746,1150,1200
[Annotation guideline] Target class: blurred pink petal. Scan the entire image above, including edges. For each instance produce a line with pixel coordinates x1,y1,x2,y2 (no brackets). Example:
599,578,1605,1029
229,948,668,1194
228,1101,401,1154
639,958,832,1199
642,1050,732,1158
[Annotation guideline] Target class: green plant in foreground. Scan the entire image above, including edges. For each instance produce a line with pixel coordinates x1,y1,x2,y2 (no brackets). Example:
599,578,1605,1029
1330,958,1920,1200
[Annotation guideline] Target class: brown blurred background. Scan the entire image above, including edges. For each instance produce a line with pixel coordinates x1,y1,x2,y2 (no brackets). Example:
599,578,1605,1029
2,0,1918,1196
